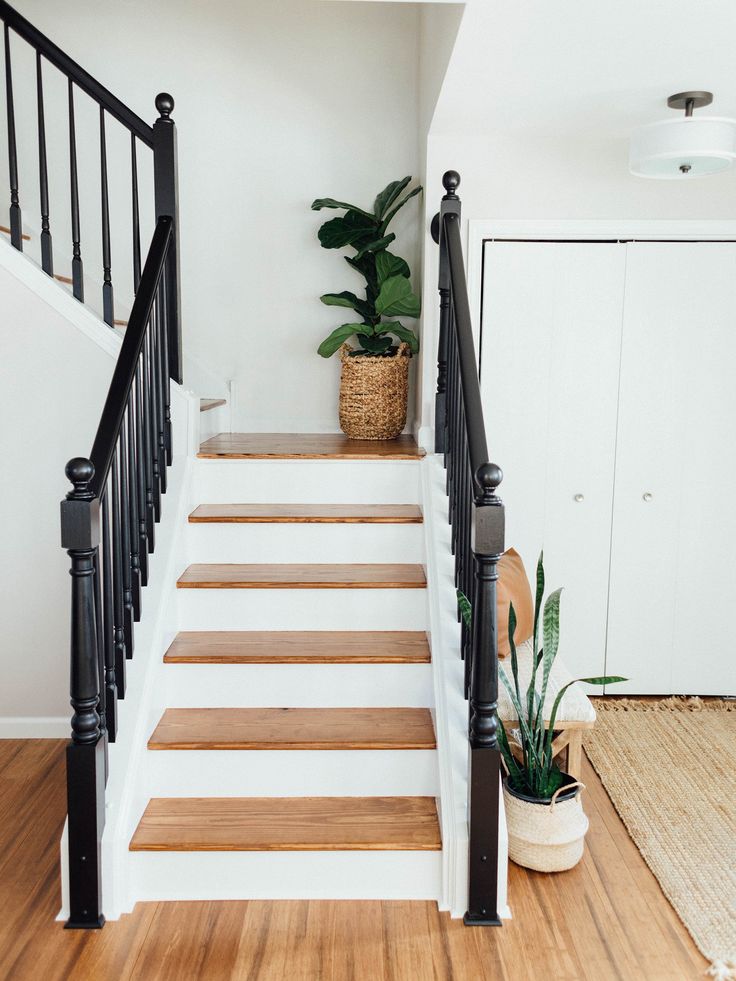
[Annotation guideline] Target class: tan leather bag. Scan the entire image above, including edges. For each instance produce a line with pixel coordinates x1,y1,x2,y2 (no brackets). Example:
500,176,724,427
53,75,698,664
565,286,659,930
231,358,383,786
497,548,534,658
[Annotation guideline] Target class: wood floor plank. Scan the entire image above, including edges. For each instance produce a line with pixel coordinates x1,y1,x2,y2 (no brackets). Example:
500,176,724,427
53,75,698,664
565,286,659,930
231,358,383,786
148,707,436,751
199,398,227,413
198,432,424,460
188,503,423,523
129,797,441,852
163,630,431,664
176,563,427,589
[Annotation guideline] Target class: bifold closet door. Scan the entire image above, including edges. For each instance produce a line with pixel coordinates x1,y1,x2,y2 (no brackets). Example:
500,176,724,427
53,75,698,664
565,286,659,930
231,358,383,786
608,242,736,695
480,242,625,681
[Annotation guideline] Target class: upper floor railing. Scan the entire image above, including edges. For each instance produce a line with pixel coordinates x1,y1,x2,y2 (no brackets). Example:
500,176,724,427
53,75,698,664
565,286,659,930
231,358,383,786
0,0,181,382
432,170,506,926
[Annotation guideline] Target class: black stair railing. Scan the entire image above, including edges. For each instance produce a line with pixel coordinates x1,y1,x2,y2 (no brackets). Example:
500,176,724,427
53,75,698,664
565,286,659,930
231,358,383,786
0,0,182,383
432,171,505,926
61,215,174,928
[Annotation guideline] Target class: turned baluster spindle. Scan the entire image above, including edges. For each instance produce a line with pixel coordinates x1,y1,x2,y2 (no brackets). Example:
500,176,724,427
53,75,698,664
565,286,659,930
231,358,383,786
68,79,83,301
131,134,141,293
100,107,113,326
4,23,22,250
36,51,53,275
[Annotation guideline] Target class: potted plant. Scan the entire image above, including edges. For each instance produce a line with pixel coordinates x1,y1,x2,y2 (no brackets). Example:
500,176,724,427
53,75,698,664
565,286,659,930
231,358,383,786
459,553,626,872
311,176,422,440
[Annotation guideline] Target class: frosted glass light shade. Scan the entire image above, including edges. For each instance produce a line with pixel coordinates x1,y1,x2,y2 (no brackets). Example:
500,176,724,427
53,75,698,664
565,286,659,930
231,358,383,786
629,116,736,178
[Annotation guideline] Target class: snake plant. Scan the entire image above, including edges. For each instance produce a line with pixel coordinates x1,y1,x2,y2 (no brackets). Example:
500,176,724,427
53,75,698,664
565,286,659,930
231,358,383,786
459,553,626,800
311,176,422,357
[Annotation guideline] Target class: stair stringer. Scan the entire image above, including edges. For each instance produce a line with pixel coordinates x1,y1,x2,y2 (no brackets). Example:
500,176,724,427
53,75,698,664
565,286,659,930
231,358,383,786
57,385,199,922
420,454,510,919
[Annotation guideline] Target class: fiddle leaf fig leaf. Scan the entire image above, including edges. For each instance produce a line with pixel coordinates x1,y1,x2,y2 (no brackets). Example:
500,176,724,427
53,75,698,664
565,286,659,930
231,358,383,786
320,291,373,319
375,321,419,353
375,275,421,319
311,197,375,220
357,333,393,354
376,250,410,284
318,210,379,250
353,233,396,260
373,177,411,219
380,185,423,232
317,323,365,358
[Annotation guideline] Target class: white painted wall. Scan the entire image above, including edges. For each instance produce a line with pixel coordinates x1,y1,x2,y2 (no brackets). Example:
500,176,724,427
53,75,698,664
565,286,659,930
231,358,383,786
3,0,424,432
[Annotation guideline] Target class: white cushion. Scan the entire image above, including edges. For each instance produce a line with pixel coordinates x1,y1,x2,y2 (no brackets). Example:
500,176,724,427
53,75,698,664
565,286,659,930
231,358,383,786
497,639,596,725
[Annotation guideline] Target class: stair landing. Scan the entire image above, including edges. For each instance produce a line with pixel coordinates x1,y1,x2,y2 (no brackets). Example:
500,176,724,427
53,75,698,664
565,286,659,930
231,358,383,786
198,433,424,460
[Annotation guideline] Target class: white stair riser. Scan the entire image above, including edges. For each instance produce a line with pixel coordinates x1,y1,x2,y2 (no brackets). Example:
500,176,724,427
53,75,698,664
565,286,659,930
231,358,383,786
129,851,441,901
193,460,420,505
177,588,427,631
144,749,439,797
185,522,424,564
162,663,433,707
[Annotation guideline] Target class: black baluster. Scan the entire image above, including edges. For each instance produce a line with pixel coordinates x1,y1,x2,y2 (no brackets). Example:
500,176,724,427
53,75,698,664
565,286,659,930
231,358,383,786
92,548,108,758
4,24,22,250
110,449,126,684
118,431,135,659
101,490,124,705
152,290,167,494
146,324,162,521
100,107,113,326
68,79,83,301
134,365,151,578
465,463,504,927
61,458,105,930
36,51,52,275
153,93,182,383
139,341,156,547
131,135,141,293
126,409,142,620
160,272,173,465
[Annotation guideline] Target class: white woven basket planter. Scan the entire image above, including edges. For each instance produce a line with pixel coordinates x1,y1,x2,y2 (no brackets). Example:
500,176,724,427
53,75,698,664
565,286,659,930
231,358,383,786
503,780,589,872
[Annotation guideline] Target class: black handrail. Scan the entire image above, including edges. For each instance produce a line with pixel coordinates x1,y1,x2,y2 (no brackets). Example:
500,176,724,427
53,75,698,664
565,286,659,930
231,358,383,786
61,217,175,929
433,171,505,927
0,0,153,145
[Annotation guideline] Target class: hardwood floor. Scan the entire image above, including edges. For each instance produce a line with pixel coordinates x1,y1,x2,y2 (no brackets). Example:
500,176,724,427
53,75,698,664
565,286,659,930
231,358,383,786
0,740,706,981
188,504,424,523
197,433,424,460
176,563,427,589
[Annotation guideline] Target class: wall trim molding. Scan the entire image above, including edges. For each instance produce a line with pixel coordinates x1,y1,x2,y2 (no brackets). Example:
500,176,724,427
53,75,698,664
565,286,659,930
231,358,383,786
0,717,68,738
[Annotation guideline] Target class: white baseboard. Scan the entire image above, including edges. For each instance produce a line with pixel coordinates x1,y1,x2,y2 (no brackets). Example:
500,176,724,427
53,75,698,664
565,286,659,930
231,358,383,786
0,717,68,738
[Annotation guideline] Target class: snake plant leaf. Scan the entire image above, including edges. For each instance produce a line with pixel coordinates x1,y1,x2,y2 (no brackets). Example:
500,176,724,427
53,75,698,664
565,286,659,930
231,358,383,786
499,667,541,769
320,291,373,320
380,185,423,232
375,275,421,318
543,675,627,765
376,250,411,284
318,211,379,250
497,721,523,782
535,587,563,731
311,197,375,220
373,177,411,219
457,589,472,628
376,322,419,353
357,333,393,354
508,602,522,709
317,323,367,358
533,551,545,658
353,233,396,260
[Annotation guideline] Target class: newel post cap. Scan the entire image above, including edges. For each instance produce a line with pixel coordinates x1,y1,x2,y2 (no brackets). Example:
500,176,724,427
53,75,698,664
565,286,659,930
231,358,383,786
155,92,175,119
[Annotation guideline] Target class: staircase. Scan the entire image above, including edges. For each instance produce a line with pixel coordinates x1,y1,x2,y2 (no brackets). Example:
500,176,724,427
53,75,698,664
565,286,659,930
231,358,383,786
121,432,443,902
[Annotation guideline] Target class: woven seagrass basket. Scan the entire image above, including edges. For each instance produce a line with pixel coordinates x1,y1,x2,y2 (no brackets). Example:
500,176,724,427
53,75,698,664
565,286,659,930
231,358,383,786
338,342,411,440
503,778,589,872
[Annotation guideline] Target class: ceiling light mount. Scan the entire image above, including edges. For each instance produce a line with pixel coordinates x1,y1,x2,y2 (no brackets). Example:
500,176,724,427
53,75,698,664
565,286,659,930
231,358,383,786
667,91,713,116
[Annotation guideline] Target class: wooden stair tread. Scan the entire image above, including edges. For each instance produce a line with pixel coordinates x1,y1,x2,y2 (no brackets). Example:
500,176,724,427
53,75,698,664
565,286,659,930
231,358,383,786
129,796,441,851
176,563,426,589
148,707,436,750
198,433,424,460
164,631,431,664
200,398,227,412
189,503,422,523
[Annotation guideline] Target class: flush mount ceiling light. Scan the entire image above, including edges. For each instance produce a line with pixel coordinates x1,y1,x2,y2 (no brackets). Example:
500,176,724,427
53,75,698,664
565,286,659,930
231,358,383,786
629,91,736,179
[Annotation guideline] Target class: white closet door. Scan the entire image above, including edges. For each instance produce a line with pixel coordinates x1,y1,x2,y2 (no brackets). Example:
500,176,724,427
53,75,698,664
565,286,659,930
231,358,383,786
480,242,625,681
608,242,736,695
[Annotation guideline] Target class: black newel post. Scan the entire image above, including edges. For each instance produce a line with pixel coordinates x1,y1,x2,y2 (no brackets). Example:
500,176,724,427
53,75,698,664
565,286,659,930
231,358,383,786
61,458,106,929
434,170,461,454
152,93,182,386
465,462,505,927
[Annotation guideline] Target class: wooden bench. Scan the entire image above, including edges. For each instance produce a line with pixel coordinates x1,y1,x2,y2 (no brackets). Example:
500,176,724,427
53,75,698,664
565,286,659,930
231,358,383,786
497,639,595,780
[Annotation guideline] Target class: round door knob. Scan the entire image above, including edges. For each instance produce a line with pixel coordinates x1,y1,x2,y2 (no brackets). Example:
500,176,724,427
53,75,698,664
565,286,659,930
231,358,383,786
642,492,653,502
574,493,584,503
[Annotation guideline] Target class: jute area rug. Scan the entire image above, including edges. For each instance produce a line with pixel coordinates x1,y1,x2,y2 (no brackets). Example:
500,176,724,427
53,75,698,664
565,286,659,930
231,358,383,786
584,698,736,980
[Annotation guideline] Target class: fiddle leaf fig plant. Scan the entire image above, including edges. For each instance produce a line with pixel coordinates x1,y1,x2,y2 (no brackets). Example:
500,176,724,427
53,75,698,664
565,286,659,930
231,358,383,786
312,176,422,358
459,553,627,801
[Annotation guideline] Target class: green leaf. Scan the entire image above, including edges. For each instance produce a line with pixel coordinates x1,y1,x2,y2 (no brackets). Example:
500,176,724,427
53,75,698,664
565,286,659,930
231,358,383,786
534,587,563,732
318,210,379,250
375,275,421,318
497,721,522,782
457,589,472,628
345,254,378,295
499,667,541,769
380,185,422,232
533,551,545,658
542,675,627,766
320,291,373,320
353,233,396,260
357,333,392,354
311,197,375,220
373,177,411,219
376,250,410,284
375,321,419,353
317,323,365,358
508,603,522,709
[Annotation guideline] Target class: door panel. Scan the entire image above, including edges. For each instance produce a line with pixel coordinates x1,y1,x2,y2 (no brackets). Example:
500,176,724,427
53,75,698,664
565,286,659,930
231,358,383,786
480,242,624,682
609,242,736,695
